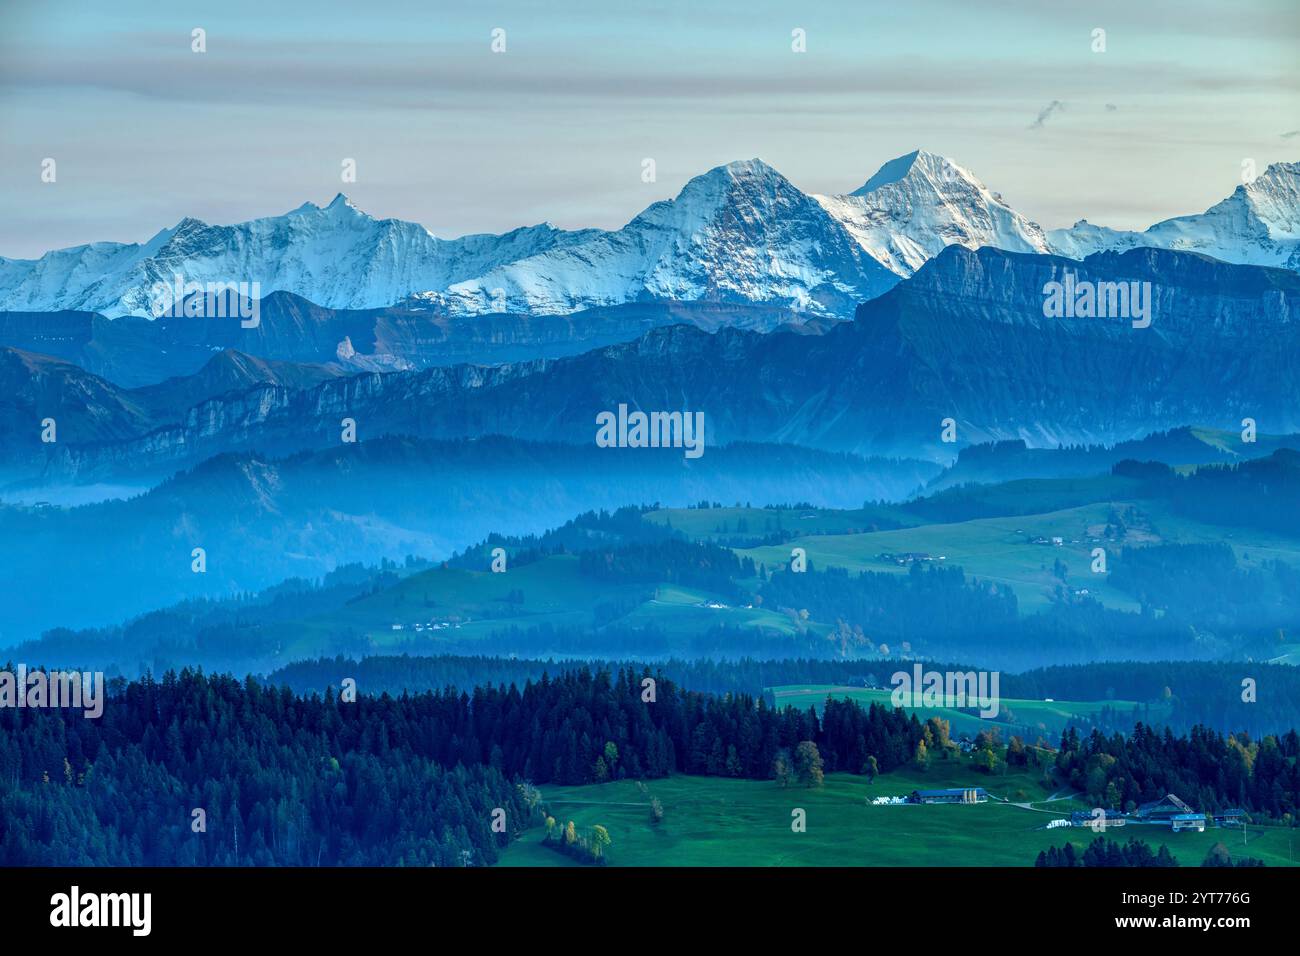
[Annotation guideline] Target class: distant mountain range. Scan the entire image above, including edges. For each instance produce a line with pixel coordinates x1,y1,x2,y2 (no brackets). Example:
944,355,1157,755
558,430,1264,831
1046,159,1300,268
4,151,1300,664
925,427,1300,492
2,151,1296,322
0,295,821,388
5,244,1297,484
0,436,937,640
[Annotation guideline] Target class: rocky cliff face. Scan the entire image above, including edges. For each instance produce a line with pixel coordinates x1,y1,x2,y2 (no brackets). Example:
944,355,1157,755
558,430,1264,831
0,293,819,388
7,246,1296,481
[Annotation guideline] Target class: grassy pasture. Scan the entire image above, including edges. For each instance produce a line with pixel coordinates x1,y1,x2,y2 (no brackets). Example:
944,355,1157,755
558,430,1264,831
498,768,1299,868
767,684,1169,739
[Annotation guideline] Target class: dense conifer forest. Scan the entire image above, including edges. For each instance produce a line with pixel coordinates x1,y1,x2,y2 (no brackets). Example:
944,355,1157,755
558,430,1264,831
2,666,1296,865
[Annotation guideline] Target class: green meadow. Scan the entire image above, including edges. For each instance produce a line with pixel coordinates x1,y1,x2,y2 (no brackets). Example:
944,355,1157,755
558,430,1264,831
767,685,1169,739
613,584,810,636
276,553,801,655
738,503,1138,612
498,766,1300,868
258,474,1300,658
735,499,1300,613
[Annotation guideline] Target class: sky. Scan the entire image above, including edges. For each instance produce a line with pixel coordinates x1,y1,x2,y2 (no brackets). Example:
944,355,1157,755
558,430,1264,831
0,0,1296,258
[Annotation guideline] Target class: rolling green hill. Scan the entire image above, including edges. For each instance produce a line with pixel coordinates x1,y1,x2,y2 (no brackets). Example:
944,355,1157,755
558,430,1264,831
79,462,1299,669
767,684,1170,739
739,502,1139,611
274,554,804,657
737,498,1300,613
498,767,1298,868
643,504,919,541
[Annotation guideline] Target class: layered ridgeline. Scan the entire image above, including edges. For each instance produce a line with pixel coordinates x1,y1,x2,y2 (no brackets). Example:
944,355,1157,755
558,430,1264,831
5,245,1296,482
7,431,1300,659
0,161,893,322
0,437,937,638
0,295,815,387
1,152,1296,325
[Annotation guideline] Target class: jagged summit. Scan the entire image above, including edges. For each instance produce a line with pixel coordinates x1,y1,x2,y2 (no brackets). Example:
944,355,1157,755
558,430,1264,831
816,149,1052,275
285,193,367,218
644,158,794,218
850,149,958,195
431,154,893,318
1049,159,1300,266
2,152,1298,320
1236,161,1300,235
710,157,779,177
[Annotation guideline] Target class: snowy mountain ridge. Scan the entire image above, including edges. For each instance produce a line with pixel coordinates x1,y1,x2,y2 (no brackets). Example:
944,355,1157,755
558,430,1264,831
2,153,1296,320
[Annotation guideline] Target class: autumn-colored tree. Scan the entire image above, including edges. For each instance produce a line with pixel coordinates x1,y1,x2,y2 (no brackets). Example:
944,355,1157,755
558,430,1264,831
926,717,956,758
1007,735,1027,767
517,783,543,812
589,825,611,860
914,739,929,771
772,749,793,788
795,741,825,788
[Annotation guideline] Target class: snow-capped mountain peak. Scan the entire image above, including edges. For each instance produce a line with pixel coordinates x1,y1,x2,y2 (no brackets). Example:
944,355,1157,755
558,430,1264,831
1235,161,1300,236
1049,160,1300,268
850,148,950,195
815,150,1051,276
423,156,896,318
629,158,805,235
2,152,1298,321
326,192,357,211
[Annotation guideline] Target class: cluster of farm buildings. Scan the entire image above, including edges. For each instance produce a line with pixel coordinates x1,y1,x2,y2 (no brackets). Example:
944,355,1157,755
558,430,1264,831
390,621,463,633
870,790,1247,834
871,787,989,806
877,552,946,566
1062,794,1246,833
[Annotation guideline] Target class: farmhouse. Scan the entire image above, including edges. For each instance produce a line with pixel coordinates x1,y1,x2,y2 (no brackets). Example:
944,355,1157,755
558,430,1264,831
1127,794,1224,832
1214,809,1247,827
1134,794,1194,822
1069,809,1126,828
913,788,987,805
879,552,934,566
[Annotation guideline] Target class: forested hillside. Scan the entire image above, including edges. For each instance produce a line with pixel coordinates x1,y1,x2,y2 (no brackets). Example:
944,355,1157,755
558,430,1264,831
2,667,1296,865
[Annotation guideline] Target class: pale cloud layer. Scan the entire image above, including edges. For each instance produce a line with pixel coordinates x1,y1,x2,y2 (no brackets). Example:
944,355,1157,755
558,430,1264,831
0,0,1296,257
